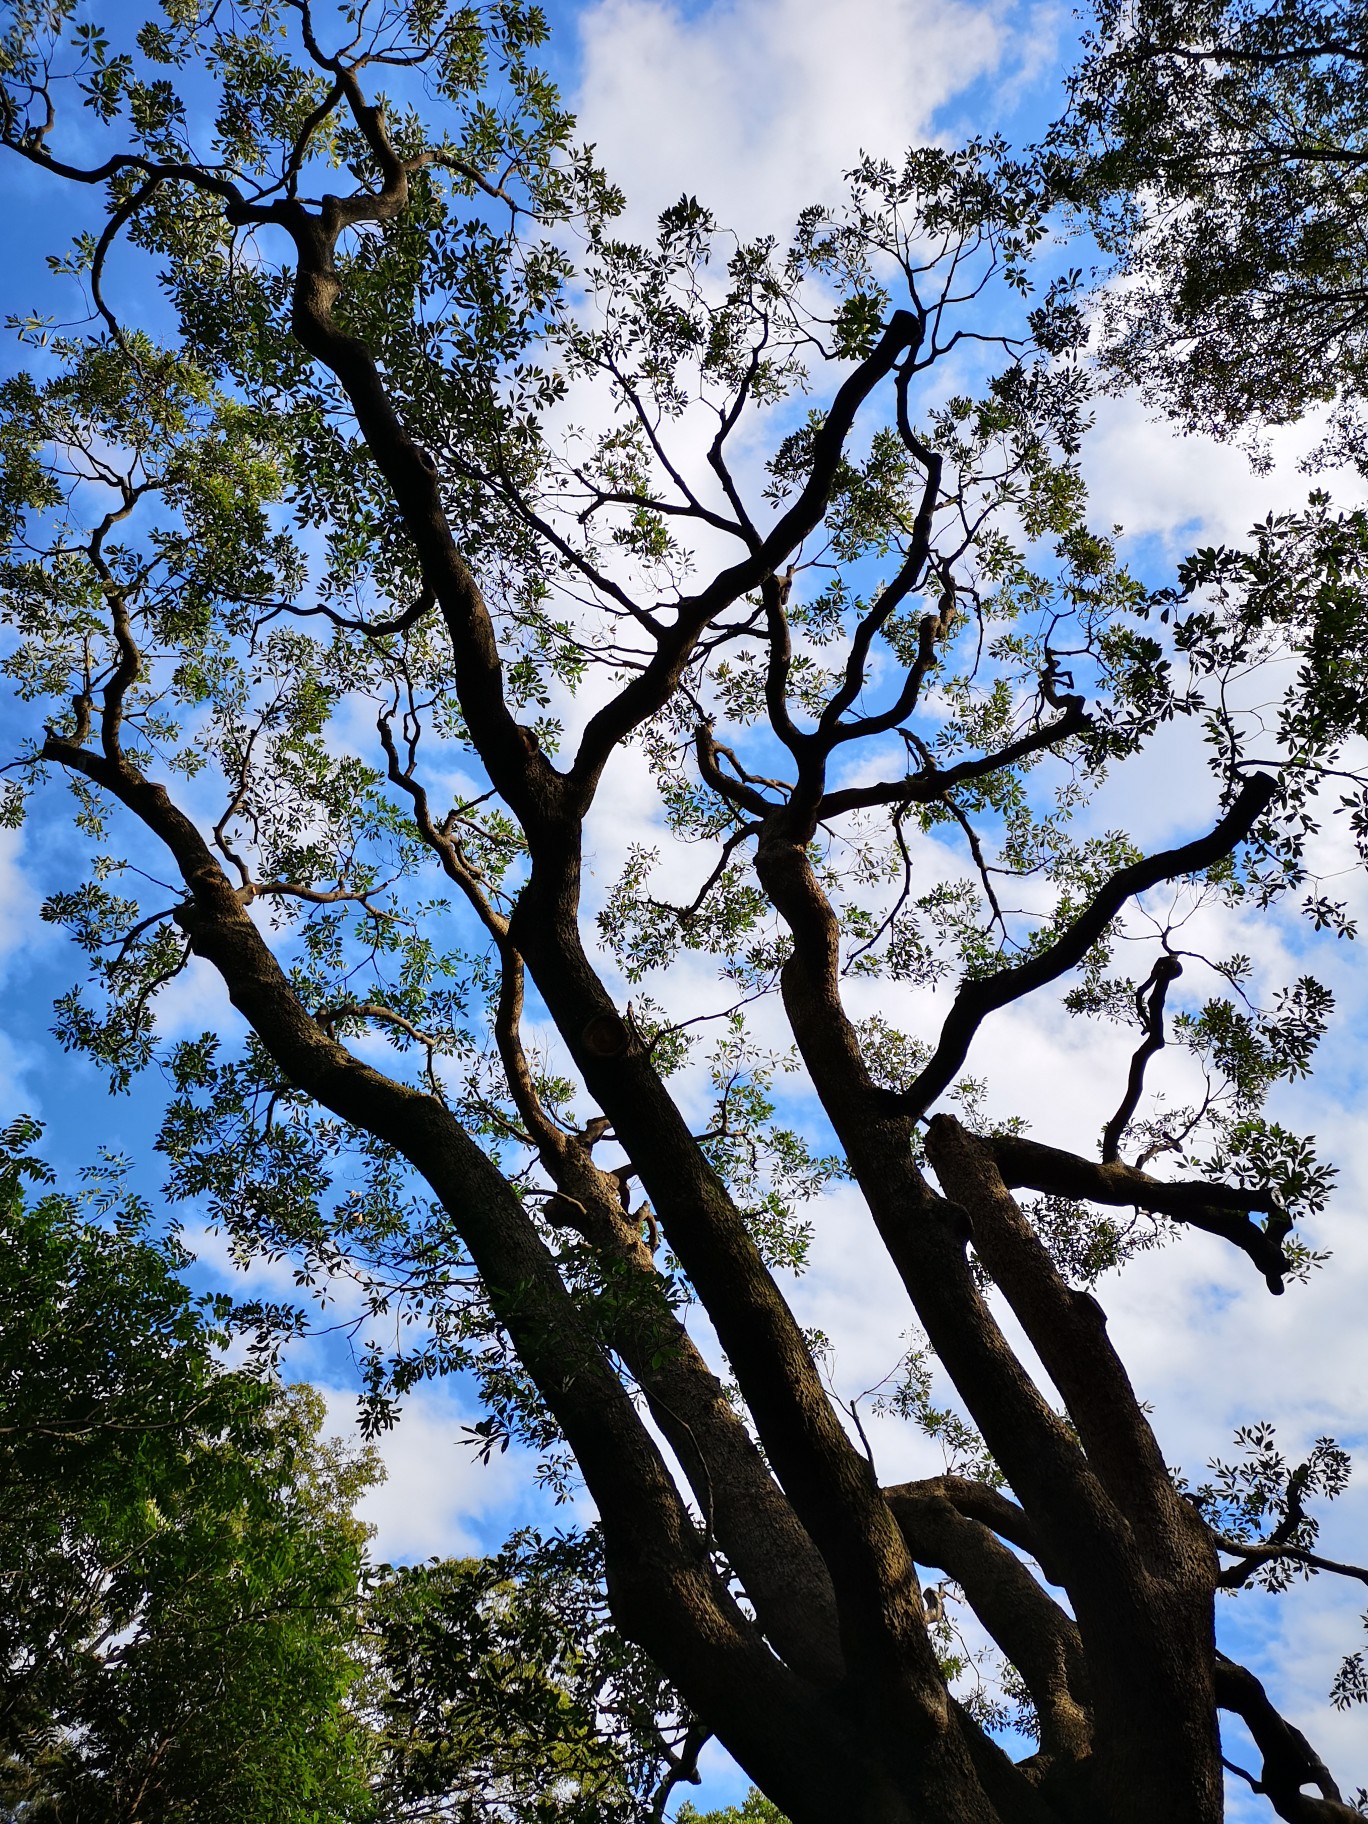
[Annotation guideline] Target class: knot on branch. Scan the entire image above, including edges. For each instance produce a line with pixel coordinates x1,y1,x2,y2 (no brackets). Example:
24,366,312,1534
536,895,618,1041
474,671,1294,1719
1041,650,1085,714
582,1011,631,1059
917,572,957,660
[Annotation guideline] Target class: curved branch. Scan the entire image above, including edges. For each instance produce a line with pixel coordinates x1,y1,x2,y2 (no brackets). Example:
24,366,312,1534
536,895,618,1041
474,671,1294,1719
315,999,449,1097
761,566,802,753
566,309,926,796
902,773,1279,1119
814,407,945,746
988,1133,1294,1293
825,571,958,753
89,174,162,347
1215,1655,1361,1822
883,1478,1092,1760
1101,952,1183,1164
695,723,779,818
254,582,435,640
890,1473,1063,1581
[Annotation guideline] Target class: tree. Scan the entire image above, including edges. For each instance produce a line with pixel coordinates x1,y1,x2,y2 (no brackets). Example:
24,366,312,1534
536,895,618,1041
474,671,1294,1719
1060,0,1368,468
0,1117,380,1823
0,1118,694,1823
1,3,1366,1820
676,1793,790,1824
364,1528,704,1821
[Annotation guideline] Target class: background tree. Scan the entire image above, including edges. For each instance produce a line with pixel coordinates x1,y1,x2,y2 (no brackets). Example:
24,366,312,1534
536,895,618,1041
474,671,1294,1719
365,1529,704,1821
0,1117,379,1824
1060,0,1368,468
1,2,1366,1821
676,1793,790,1824
0,1118,687,1823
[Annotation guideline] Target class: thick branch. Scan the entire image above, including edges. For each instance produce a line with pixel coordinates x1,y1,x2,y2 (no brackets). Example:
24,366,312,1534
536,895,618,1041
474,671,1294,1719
884,1478,1092,1760
926,1116,1194,1537
923,1121,1226,1816
751,831,1129,1610
507,856,957,1741
989,1133,1293,1293
1215,1655,1360,1822
492,944,846,1686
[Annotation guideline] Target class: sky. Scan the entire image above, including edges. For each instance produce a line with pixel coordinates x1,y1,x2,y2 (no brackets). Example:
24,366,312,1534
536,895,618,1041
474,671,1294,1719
1,0,1366,1815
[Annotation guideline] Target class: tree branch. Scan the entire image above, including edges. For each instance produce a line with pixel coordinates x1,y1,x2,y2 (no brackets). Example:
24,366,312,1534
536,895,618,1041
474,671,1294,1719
902,773,1279,1119
565,309,926,798
37,732,840,1783
884,1478,1092,1760
1101,952,1183,1163
925,1115,1192,1533
1215,1655,1362,1822
988,1133,1294,1293
815,700,1088,822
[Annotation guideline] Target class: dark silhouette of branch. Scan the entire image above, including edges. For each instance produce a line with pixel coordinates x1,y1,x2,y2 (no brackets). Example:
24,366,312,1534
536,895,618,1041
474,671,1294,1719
1215,1656,1363,1822
902,773,1279,1119
989,1133,1294,1292
1101,951,1183,1163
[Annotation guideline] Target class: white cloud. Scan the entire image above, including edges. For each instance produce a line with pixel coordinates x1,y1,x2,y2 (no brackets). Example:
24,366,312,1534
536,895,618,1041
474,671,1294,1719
0,1023,45,1121
0,830,40,966
573,0,1030,236
1085,389,1368,559
319,1379,537,1563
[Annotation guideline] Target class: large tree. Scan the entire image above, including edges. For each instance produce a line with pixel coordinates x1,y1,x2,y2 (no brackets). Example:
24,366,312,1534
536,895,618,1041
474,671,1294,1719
1,3,1366,1820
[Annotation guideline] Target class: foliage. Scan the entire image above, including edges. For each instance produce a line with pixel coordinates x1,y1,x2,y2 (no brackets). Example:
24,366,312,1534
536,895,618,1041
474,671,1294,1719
1062,0,1368,468
0,1117,379,1824
365,1529,696,1822
677,1793,791,1824
0,1119,688,1823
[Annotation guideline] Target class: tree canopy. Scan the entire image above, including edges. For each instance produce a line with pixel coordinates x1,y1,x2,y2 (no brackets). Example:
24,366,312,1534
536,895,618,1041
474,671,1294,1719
1,1,1367,1820
0,1117,379,1823
1062,0,1368,466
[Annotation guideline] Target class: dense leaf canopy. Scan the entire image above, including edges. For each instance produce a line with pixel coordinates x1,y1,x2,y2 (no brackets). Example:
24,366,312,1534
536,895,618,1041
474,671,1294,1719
0,1118,378,1823
1063,0,1368,466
